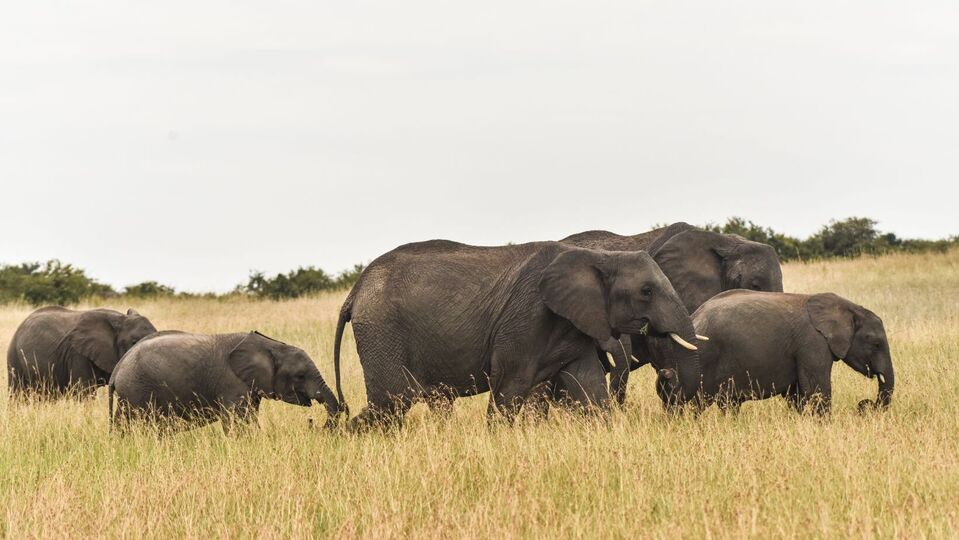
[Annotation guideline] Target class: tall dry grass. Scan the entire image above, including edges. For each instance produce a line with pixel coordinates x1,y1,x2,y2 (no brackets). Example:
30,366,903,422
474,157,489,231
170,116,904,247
1,250,957,538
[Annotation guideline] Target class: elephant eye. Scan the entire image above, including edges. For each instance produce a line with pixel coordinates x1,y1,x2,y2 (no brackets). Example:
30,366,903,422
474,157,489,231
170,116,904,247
640,286,652,297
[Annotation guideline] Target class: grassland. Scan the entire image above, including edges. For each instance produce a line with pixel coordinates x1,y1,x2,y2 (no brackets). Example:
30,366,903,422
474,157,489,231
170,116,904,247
1,250,958,538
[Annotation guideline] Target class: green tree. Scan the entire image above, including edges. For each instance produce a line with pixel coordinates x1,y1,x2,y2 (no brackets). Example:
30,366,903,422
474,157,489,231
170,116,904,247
812,217,883,258
242,266,337,300
124,281,176,298
0,260,116,306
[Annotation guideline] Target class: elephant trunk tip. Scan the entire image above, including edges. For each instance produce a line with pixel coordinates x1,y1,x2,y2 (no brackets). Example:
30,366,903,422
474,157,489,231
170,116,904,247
858,370,893,413
876,367,894,410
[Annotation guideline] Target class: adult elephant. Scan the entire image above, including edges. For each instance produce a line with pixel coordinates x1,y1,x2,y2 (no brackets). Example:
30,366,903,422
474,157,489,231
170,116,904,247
7,307,157,398
684,290,894,414
560,222,784,404
332,240,701,430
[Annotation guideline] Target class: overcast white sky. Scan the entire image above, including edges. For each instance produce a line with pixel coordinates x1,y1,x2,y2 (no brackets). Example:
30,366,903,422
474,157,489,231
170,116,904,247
1,1,957,292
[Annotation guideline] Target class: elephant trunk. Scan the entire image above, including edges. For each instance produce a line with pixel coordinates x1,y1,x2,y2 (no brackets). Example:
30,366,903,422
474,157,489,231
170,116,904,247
608,338,631,405
672,317,703,403
875,356,895,409
857,353,894,413
311,371,345,427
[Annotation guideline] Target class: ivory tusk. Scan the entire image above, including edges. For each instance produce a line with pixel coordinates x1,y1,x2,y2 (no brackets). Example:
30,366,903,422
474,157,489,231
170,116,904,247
606,352,616,368
696,334,710,341
669,333,698,351
877,373,886,384
631,355,641,363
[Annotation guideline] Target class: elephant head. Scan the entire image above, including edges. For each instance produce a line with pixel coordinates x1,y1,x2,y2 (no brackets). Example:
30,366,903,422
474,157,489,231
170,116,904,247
539,248,702,402
227,331,342,420
60,308,157,377
807,294,895,409
650,230,784,313
116,309,159,359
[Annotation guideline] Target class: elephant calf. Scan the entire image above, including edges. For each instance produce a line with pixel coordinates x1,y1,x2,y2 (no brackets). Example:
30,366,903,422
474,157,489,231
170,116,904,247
685,290,894,414
7,306,157,399
109,331,342,432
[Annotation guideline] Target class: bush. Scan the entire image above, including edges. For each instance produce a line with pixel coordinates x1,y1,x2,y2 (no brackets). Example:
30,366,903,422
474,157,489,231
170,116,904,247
705,216,958,262
0,260,116,306
241,264,366,300
123,281,176,298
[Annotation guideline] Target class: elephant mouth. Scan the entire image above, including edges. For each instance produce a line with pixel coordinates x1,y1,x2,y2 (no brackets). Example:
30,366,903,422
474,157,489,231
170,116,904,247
852,360,874,379
282,391,313,407
863,364,887,384
618,318,650,335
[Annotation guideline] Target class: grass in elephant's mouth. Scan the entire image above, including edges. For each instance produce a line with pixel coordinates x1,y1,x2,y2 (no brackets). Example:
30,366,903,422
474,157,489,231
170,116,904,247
2,250,959,538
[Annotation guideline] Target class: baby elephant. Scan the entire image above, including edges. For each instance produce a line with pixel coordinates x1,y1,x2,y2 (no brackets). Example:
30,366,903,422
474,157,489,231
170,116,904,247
686,290,894,414
8,306,157,399
110,331,342,432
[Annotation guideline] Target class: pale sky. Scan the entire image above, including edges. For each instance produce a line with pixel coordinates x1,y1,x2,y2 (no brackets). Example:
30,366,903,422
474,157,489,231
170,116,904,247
1,1,957,292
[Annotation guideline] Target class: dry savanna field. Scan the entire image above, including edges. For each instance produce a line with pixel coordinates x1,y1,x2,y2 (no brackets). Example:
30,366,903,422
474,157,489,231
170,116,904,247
1,250,958,538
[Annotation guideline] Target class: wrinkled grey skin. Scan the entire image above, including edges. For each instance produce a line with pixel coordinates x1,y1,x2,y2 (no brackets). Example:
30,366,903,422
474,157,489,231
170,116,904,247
7,307,157,399
333,240,701,430
685,290,894,414
109,331,342,432
560,222,784,405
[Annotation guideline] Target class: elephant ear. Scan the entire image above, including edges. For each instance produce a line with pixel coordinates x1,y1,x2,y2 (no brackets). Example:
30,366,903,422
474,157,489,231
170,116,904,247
649,230,724,313
227,332,276,395
539,248,612,343
807,293,855,359
65,311,120,373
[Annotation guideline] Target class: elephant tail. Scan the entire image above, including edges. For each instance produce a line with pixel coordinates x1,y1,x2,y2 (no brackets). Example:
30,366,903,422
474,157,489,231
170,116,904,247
333,290,355,418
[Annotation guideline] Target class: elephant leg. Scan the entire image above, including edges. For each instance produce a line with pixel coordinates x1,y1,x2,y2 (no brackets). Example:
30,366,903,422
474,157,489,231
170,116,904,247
522,380,555,420
65,358,99,399
7,372,28,403
349,399,411,432
486,349,535,425
553,353,610,413
795,356,833,415
784,385,803,413
8,366,21,398
220,398,260,435
111,399,132,436
350,323,417,431
716,394,742,415
487,391,525,424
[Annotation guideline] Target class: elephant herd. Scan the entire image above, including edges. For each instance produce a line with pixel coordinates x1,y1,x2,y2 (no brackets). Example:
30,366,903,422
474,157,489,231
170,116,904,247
5,223,895,433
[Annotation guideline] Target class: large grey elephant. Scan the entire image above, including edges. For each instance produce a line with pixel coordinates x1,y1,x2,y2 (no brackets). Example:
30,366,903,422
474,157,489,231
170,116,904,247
682,290,894,414
109,331,342,432
559,222,784,404
332,240,702,429
7,306,157,398
562,222,783,312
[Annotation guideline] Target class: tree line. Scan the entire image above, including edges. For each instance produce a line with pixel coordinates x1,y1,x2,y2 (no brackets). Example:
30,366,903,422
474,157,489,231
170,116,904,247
702,217,957,261
2,217,955,306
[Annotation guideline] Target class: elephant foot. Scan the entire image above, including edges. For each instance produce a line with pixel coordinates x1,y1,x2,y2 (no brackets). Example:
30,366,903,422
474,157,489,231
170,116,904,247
347,406,405,433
